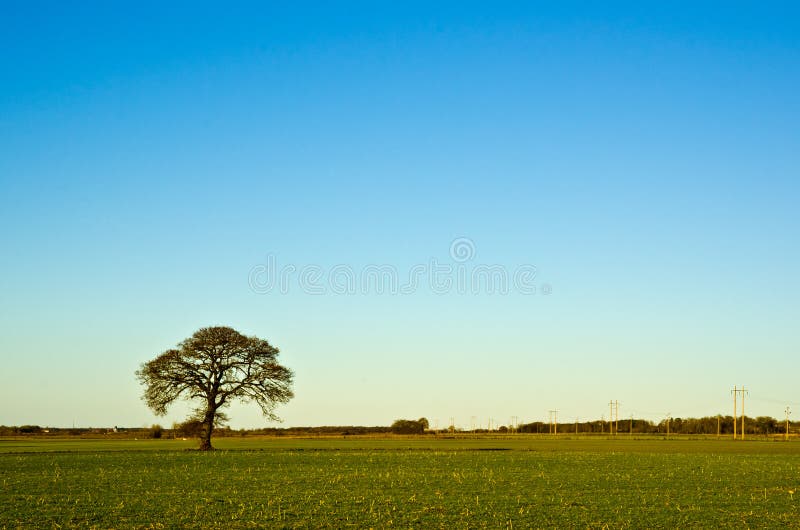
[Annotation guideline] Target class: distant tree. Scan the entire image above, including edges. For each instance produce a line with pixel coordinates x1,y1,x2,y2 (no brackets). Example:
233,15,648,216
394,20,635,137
18,425,42,434
173,419,205,438
755,416,778,435
149,424,163,439
390,419,425,434
136,326,294,450
417,417,430,430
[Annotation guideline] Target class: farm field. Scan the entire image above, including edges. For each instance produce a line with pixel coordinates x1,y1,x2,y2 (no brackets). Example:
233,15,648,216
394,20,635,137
2,437,800,528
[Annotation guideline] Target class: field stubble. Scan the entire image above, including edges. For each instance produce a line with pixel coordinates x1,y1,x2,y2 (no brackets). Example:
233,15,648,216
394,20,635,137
1,437,799,528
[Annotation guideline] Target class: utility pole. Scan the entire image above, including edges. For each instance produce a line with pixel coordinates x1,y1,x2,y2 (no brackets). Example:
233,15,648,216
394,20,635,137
731,386,738,440
717,415,720,438
786,407,792,441
575,417,579,435
741,387,747,440
666,413,671,437
609,401,614,435
608,400,620,435
548,410,558,435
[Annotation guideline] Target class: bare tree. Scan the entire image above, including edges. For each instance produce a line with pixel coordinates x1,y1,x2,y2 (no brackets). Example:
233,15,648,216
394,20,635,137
136,326,294,450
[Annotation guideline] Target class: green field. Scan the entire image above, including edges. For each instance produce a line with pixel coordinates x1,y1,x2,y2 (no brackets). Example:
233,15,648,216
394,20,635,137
2,437,799,528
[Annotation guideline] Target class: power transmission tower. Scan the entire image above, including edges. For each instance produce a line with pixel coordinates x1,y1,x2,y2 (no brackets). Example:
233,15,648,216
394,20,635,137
548,410,558,435
609,401,614,435
609,401,620,435
731,386,749,440
786,407,792,441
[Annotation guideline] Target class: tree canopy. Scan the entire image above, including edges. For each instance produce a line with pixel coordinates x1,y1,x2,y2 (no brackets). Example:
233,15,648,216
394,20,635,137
136,326,294,450
390,418,428,434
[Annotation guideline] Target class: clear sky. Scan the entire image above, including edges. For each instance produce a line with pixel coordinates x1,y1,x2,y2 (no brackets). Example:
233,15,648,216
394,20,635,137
1,2,798,429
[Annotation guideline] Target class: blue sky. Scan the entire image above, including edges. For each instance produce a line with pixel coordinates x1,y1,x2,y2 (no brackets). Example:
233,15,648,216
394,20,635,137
1,2,798,429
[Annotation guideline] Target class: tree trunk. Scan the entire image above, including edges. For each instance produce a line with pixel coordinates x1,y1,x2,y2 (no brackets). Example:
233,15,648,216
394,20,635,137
198,408,216,451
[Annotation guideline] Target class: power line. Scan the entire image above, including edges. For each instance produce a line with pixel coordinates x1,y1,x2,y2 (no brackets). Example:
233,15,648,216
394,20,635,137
750,395,800,407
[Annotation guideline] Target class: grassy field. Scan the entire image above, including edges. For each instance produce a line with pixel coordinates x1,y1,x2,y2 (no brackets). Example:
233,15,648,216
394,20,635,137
2,437,799,528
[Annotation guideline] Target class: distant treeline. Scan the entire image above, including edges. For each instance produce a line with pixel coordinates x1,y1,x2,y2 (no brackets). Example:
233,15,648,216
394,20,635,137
518,415,796,435
2,415,797,438
0,424,393,438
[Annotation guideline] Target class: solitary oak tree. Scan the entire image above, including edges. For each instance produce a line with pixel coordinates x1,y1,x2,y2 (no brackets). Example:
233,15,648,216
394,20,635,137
136,326,294,450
